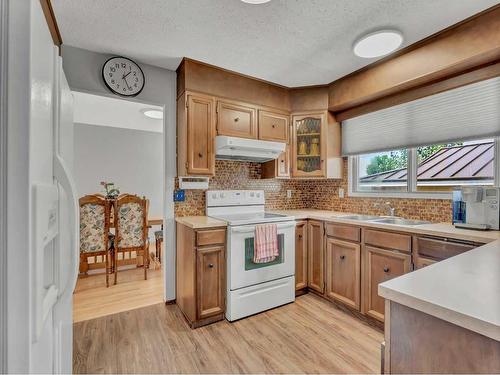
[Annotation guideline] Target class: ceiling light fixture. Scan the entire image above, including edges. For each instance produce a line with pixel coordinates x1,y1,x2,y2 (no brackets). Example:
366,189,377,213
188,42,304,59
353,29,403,58
141,108,163,119
241,0,271,4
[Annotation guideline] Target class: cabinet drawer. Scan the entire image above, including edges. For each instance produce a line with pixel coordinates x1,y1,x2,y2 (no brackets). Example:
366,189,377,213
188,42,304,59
414,236,475,261
196,229,226,247
325,223,361,242
258,110,288,142
217,101,257,139
364,229,411,253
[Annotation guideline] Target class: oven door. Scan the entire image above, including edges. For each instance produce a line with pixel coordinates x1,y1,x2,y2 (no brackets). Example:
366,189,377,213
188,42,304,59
228,221,295,290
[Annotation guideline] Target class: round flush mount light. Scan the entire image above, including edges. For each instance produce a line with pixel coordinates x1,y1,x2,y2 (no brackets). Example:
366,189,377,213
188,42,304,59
241,0,271,4
353,29,403,58
141,108,163,119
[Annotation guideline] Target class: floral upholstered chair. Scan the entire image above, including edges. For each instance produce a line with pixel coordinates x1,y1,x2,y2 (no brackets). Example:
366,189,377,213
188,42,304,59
114,194,149,283
79,194,111,286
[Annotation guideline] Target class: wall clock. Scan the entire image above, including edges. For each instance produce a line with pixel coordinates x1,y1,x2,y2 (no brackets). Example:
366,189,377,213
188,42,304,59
102,56,145,97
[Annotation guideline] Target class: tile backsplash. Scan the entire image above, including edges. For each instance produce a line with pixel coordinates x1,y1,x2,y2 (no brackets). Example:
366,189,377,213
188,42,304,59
174,160,310,216
175,159,453,223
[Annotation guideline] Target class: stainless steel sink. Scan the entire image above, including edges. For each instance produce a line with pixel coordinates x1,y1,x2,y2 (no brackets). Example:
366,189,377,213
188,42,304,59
370,217,430,226
338,214,381,221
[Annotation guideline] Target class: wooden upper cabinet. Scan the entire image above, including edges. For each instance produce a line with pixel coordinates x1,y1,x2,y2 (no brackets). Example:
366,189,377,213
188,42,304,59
307,220,324,294
217,100,257,139
295,220,308,292
291,111,342,179
363,245,410,322
291,112,327,178
325,238,361,310
177,93,215,176
258,110,289,142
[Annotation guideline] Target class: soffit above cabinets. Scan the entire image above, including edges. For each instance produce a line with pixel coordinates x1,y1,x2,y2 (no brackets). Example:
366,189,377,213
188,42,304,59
51,0,498,87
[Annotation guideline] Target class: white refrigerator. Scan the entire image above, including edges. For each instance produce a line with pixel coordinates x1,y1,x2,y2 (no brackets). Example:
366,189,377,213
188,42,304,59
6,1,79,372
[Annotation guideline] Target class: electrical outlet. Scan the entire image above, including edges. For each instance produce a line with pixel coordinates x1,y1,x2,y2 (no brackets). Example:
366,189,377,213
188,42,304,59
173,189,185,202
287,190,292,199
338,188,345,198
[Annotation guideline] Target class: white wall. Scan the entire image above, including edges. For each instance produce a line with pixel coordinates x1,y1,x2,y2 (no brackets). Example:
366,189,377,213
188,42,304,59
62,45,177,301
74,123,163,218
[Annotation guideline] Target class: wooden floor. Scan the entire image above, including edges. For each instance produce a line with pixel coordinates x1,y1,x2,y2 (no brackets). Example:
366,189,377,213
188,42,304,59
73,293,383,374
73,267,164,323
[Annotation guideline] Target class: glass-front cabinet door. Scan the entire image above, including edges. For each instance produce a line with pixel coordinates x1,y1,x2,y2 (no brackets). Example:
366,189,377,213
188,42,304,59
292,112,326,177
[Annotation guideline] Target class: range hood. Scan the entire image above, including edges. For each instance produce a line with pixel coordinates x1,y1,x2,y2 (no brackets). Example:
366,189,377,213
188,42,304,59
215,136,286,162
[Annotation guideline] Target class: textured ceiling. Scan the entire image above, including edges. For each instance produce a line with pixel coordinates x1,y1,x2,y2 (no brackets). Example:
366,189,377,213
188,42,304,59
51,0,499,87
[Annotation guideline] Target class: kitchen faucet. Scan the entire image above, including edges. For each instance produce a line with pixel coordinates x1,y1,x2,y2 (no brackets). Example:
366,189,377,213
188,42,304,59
375,202,396,217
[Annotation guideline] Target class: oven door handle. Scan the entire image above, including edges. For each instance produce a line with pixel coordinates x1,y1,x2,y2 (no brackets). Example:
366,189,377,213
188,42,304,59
231,222,296,233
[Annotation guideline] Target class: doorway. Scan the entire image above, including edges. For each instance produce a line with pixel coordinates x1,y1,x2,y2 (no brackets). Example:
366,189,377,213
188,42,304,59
71,92,166,322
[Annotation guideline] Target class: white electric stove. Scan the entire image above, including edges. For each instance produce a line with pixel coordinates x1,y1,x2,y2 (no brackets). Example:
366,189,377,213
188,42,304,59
206,190,296,321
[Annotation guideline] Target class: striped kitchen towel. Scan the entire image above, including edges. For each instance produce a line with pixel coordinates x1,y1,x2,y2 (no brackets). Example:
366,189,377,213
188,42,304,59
254,223,279,263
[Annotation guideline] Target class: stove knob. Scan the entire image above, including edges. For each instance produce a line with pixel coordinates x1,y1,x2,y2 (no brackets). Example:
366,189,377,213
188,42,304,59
256,192,261,198
211,193,217,199
250,192,255,197
220,192,225,198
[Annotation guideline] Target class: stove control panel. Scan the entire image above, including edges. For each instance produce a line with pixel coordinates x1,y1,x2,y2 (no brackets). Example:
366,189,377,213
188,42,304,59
206,190,265,207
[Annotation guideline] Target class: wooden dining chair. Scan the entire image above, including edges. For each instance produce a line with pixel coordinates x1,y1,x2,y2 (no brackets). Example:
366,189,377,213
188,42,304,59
79,194,112,286
113,194,149,284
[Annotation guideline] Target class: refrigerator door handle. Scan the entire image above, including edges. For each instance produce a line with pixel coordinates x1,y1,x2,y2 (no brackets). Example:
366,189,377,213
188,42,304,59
53,154,79,302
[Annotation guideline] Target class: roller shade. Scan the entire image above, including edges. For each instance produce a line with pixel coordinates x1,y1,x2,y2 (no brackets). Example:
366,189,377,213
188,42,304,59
341,76,500,156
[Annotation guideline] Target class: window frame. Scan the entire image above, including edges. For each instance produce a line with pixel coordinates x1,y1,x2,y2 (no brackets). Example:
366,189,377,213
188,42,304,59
348,138,500,200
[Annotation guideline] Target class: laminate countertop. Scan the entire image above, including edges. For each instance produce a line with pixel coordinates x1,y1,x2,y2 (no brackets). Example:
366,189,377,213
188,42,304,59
269,209,500,341
379,239,500,341
175,216,227,229
270,209,500,243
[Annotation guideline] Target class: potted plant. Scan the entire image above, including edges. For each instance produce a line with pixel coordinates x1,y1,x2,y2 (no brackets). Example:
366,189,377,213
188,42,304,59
100,181,120,199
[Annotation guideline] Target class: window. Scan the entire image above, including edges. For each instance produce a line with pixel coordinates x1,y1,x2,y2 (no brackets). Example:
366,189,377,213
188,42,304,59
350,138,498,198
357,149,408,192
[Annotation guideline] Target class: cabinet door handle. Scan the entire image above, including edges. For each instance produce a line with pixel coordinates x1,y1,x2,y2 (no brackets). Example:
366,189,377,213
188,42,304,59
208,263,214,268
383,266,390,273
340,255,345,260
234,117,239,122
198,153,203,158
281,159,285,163
272,124,276,128
298,234,303,239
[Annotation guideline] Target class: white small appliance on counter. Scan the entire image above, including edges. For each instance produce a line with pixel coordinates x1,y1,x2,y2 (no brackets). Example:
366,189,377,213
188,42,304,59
206,190,296,321
454,186,500,230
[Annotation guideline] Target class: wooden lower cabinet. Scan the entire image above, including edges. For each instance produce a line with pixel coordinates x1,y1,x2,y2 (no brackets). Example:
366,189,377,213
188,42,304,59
325,237,361,310
197,246,225,319
295,220,308,292
307,220,324,293
363,246,411,322
176,223,226,328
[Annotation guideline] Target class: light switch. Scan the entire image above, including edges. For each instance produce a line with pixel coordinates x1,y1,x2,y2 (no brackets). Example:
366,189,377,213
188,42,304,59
338,188,345,198
287,190,292,198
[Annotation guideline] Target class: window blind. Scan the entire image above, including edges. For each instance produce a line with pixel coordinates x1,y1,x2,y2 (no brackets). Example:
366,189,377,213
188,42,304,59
341,76,500,156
